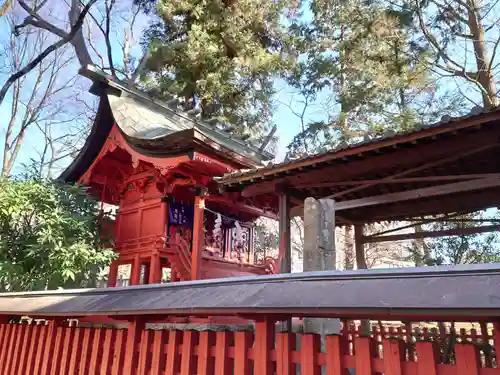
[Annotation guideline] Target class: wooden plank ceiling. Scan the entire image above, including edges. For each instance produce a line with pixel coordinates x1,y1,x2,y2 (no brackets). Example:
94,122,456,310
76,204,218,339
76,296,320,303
218,109,500,224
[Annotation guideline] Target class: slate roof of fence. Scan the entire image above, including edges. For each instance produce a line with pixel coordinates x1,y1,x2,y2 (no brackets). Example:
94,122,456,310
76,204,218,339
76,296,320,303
1,264,500,321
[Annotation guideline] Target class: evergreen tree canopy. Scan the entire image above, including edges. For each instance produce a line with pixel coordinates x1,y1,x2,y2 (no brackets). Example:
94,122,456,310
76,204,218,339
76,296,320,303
0,177,115,292
138,0,299,146
285,0,437,157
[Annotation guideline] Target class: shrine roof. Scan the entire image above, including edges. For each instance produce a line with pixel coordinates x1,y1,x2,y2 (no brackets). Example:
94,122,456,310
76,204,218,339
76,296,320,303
217,106,500,185
0,263,499,321
215,106,500,223
61,66,272,182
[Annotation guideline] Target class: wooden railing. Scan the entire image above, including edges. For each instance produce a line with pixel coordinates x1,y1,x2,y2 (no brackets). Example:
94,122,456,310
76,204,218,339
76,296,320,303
2,264,499,375
0,318,499,375
166,234,192,281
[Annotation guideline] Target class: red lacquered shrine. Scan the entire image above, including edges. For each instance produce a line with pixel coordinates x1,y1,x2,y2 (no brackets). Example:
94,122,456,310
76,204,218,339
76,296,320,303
62,66,278,286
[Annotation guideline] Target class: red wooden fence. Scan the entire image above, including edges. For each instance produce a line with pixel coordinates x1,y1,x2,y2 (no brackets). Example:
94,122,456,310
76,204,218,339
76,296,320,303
1,318,499,375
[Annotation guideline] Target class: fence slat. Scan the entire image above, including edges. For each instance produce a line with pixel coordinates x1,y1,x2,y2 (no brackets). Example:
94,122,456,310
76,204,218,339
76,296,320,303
302,334,321,375
138,330,153,375
100,328,116,375
10,323,27,375
325,335,348,375
235,331,253,375
151,330,167,375
89,327,105,375
111,330,126,375
33,325,49,375
3,323,19,374
26,324,42,375
455,343,480,375
78,328,93,375
0,323,7,358
0,323,13,374
383,339,405,375
215,331,232,375
416,341,438,375
16,324,33,375
254,320,275,375
197,331,215,375
60,327,75,375
355,337,374,375
166,330,181,375
124,319,145,375
50,326,66,375
67,328,84,375
0,323,8,372
41,321,59,375
180,331,198,375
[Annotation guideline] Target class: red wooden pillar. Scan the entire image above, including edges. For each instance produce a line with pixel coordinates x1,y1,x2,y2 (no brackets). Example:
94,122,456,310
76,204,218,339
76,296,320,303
254,319,275,375
191,195,205,280
149,252,161,284
278,192,291,273
124,318,145,375
131,253,142,285
108,260,119,287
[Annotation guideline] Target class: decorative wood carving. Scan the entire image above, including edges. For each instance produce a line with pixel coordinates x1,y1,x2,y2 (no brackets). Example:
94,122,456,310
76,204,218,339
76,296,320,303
132,156,140,170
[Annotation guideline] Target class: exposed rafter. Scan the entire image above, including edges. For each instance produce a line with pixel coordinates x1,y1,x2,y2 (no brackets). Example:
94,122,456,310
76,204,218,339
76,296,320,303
295,173,500,189
335,177,500,212
363,224,500,243
240,129,500,198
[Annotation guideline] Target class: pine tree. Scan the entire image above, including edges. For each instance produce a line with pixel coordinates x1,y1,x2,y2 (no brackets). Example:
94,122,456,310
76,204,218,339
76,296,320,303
285,0,433,157
137,0,299,146
402,0,500,109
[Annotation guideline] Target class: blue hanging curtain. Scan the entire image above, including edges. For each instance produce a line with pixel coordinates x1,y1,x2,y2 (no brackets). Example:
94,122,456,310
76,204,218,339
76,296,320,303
168,201,194,228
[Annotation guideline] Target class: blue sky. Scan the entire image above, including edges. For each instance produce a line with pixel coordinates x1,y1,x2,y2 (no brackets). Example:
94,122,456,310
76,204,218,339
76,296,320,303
0,1,494,173
0,4,312,173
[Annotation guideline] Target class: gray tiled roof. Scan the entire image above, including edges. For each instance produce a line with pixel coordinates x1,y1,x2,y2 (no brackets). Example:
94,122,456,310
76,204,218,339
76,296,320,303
1,263,500,320
80,65,273,165
216,105,500,184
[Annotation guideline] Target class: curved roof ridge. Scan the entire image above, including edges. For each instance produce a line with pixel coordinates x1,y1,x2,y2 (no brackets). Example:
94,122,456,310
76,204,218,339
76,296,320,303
79,65,273,162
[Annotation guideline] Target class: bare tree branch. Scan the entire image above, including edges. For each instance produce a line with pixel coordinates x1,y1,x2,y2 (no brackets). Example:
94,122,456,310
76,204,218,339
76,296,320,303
0,0,98,108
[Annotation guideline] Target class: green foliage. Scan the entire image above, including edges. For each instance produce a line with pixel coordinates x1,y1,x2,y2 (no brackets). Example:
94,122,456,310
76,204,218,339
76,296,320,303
406,213,500,266
139,0,299,146
285,0,445,157
0,177,116,291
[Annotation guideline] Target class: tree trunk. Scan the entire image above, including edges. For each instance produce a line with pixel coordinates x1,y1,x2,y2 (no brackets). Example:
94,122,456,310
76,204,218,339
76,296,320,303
467,0,499,108
69,0,93,67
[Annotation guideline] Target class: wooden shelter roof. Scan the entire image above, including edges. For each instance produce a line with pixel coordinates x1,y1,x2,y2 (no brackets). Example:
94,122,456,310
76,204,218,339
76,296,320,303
61,66,273,183
1,264,500,321
217,107,500,224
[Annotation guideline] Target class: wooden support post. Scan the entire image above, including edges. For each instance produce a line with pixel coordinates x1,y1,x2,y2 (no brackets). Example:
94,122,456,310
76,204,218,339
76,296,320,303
303,197,340,335
131,253,141,285
278,192,291,273
277,191,292,332
191,195,205,281
354,224,370,336
354,224,367,270
107,260,119,287
161,198,168,236
149,252,161,284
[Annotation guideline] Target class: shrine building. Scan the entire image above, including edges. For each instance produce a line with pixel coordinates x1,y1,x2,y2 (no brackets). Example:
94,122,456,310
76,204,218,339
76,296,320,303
61,66,279,287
